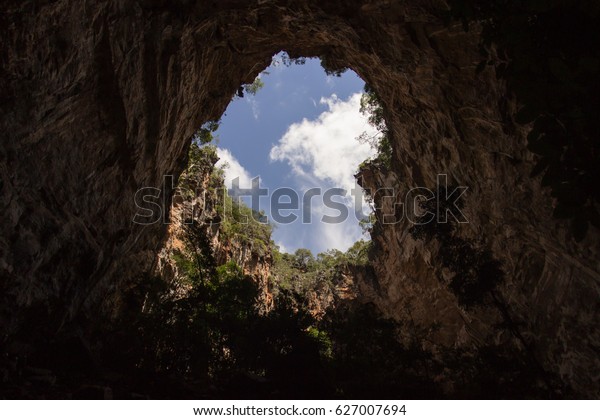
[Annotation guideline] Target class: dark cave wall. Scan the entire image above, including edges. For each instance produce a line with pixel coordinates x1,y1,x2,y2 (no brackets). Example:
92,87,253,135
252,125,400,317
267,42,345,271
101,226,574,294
1,0,598,396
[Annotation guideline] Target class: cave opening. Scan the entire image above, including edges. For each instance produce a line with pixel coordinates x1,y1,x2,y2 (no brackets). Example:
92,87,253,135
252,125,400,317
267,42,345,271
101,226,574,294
132,48,535,399
124,52,430,399
188,51,384,256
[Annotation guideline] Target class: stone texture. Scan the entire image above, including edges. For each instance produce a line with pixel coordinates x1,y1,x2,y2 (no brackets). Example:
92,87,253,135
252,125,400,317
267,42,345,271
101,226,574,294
154,155,274,311
1,0,598,396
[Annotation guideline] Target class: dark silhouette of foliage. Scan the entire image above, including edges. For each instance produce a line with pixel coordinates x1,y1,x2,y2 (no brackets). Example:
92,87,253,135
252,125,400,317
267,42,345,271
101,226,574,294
100,133,565,398
319,55,348,77
278,52,306,67
322,304,441,398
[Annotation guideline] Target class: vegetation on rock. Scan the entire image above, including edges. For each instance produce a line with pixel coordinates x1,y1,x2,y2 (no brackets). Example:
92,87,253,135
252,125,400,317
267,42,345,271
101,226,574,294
104,141,562,398
357,83,393,170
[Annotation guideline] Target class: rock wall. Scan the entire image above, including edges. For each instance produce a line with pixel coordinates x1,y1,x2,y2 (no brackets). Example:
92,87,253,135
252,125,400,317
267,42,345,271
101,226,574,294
153,144,273,310
1,0,598,396
352,21,600,395
155,186,274,313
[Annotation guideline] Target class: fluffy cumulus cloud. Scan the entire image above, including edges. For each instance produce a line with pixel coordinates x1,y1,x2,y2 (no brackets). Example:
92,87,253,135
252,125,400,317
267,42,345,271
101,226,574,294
269,93,379,192
217,148,253,191
269,93,377,252
318,219,365,253
308,200,367,252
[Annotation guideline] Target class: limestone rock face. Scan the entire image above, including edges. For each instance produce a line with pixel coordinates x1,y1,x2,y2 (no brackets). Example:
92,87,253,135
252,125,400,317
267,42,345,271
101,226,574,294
1,0,598,396
155,184,274,313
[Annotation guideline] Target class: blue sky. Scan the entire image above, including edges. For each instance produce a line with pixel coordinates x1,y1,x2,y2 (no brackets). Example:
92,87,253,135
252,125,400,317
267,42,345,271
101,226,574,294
214,53,379,255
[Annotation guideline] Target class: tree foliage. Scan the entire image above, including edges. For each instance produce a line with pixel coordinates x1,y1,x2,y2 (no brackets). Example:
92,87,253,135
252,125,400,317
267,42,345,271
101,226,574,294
193,120,220,145
357,84,393,169
107,121,563,398
319,55,348,77
240,77,265,97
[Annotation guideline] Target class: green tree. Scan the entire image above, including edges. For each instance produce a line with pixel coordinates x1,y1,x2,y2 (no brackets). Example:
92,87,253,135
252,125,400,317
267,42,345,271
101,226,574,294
293,248,315,271
194,120,220,145
243,77,264,95
357,84,392,169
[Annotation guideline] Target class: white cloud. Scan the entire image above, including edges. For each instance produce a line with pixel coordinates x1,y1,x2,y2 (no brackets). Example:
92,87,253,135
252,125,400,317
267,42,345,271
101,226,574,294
269,94,378,253
269,93,379,193
217,148,253,191
276,243,288,254
319,218,368,252
310,200,369,252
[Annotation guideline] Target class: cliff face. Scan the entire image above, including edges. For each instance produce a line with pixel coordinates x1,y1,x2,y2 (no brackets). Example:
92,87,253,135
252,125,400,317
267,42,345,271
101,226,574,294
271,261,360,320
154,151,273,311
1,0,598,396
212,238,273,312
